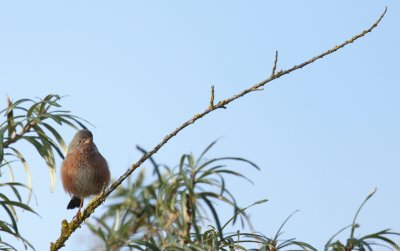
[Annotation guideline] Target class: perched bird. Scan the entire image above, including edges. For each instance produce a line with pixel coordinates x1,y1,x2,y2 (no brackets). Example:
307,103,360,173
61,129,110,218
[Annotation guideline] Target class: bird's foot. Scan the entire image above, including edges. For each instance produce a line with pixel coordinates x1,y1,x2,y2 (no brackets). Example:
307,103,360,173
75,209,82,221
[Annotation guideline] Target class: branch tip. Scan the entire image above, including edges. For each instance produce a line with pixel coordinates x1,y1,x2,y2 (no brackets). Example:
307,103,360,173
209,85,215,109
6,95,11,106
271,50,279,76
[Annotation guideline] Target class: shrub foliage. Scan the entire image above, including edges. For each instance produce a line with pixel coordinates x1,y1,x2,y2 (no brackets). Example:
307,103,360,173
0,96,399,250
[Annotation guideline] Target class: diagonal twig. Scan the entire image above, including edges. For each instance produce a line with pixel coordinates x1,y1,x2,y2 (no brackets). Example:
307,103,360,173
50,7,387,251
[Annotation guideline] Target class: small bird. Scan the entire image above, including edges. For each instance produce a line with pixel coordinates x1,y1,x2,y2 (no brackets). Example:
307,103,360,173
61,129,110,218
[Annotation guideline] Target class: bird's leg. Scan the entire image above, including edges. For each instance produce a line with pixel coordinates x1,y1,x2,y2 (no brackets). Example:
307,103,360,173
100,183,108,197
75,199,84,220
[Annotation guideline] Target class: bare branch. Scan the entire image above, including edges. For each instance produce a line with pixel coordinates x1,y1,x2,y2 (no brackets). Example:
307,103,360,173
49,7,387,251
271,50,279,76
209,85,215,109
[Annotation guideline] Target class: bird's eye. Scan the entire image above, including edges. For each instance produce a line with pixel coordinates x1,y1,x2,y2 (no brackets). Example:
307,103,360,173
78,139,82,144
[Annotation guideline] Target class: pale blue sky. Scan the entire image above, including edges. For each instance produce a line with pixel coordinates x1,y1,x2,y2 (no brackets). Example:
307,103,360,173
1,1,399,250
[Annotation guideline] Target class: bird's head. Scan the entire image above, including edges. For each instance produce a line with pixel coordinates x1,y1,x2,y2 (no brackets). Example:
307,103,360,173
67,129,94,153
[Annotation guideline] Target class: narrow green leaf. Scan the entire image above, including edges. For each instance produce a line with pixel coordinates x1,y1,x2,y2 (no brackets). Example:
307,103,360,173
221,199,268,231
0,126,7,163
133,240,161,251
56,117,80,129
3,160,17,182
350,188,377,239
94,217,112,234
213,169,254,185
42,122,67,155
65,115,89,129
26,102,42,118
0,200,38,215
182,169,193,192
324,224,353,251
136,145,163,184
179,154,189,174
0,98,32,115
34,126,64,160
200,195,223,240
273,210,299,241
197,139,220,164
6,97,16,140
0,220,16,236
0,182,28,202
22,136,56,192
9,148,33,203
0,195,19,234
0,238,18,250
180,191,188,232
280,240,317,251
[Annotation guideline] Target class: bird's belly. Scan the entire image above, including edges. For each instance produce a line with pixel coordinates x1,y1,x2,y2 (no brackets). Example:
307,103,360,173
61,149,110,199
73,166,101,197
64,165,104,198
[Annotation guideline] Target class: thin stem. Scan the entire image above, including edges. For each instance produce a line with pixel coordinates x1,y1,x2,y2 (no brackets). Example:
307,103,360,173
210,85,215,109
271,50,278,76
